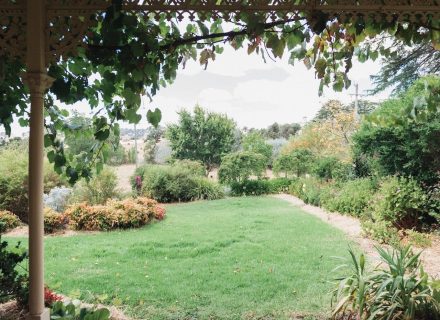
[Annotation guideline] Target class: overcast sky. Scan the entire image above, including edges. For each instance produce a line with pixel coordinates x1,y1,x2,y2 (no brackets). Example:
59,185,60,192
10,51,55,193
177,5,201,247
138,46,390,129
5,45,391,137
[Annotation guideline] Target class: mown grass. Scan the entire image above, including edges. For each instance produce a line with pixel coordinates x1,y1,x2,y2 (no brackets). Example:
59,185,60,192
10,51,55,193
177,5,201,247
11,197,357,319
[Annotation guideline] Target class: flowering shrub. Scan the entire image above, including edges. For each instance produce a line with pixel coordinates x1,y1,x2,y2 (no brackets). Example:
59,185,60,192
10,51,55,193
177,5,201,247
0,210,21,231
44,208,69,234
154,206,166,220
66,197,165,231
44,286,62,307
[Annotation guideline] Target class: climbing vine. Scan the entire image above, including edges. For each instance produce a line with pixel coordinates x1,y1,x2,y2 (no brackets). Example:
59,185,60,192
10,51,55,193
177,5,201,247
0,1,439,182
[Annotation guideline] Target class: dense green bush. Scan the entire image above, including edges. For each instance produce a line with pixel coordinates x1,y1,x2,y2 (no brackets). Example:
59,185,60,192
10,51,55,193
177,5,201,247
218,151,266,184
352,78,440,187
70,167,119,205
312,156,353,181
0,211,21,231
288,177,325,206
134,164,223,203
51,300,110,319
273,148,315,178
167,159,206,176
267,178,294,193
332,246,440,320
0,143,65,222
369,176,429,229
230,179,270,196
241,132,273,165
0,223,28,305
66,197,162,231
321,178,376,217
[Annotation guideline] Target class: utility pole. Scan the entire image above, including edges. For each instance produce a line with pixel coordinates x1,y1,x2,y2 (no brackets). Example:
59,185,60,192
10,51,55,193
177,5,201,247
354,83,360,122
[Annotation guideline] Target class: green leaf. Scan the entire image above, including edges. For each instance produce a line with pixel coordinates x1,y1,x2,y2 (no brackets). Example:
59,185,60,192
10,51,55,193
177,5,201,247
147,108,162,128
266,34,285,58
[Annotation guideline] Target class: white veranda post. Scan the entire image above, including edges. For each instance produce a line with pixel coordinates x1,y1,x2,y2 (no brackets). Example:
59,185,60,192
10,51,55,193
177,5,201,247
23,1,53,319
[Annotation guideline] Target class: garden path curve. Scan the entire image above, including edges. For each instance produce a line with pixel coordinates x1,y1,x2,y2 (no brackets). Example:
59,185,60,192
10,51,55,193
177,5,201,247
273,194,440,278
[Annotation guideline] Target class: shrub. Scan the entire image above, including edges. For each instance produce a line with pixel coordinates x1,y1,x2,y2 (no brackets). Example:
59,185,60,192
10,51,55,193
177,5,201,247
134,164,223,203
405,230,432,248
43,186,72,212
192,176,225,200
51,300,110,319
70,167,119,205
44,208,69,234
267,178,293,193
361,219,400,245
44,287,62,307
273,148,315,178
230,180,270,196
369,176,428,229
66,197,163,231
312,156,353,181
332,246,440,320
0,211,21,231
288,177,325,206
321,178,376,217
0,224,28,305
168,159,206,176
0,143,65,222
218,151,266,184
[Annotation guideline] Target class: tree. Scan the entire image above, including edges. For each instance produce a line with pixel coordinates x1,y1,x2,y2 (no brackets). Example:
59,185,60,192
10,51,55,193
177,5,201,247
273,148,315,178
241,132,273,166
279,123,301,139
143,126,165,163
266,122,280,139
63,112,130,170
218,151,266,184
352,77,440,186
285,100,359,162
166,106,236,172
369,39,440,95
1,3,439,181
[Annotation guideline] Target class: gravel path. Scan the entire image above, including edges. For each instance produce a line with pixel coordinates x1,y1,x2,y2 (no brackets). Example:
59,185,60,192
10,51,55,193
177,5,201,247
273,194,440,278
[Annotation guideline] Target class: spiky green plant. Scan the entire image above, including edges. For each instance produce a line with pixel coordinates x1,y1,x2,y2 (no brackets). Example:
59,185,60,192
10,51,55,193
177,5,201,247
332,246,440,320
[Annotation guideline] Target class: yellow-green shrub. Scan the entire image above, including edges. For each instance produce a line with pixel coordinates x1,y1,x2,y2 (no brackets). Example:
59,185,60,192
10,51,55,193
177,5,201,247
0,143,65,223
66,197,164,231
0,210,21,232
43,208,69,234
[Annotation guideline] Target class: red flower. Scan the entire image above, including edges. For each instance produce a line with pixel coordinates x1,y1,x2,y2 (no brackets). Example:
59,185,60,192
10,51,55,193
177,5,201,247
44,286,62,307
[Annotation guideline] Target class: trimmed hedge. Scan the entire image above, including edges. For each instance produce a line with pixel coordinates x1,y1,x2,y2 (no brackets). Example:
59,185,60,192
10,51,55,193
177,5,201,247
0,210,21,232
65,197,165,231
43,208,69,234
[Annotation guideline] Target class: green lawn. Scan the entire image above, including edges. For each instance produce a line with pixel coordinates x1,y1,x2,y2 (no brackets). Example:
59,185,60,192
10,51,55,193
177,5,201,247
24,197,356,319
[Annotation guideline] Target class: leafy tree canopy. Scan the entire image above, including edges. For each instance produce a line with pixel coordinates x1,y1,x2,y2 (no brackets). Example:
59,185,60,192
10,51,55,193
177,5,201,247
369,38,440,95
218,151,266,184
241,132,273,166
166,106,236,172
1,1,439,181
353,76,440,186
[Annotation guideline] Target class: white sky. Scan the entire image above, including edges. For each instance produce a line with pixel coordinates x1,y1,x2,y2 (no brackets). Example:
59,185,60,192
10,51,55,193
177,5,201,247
5,45,391,137
139,46,390,129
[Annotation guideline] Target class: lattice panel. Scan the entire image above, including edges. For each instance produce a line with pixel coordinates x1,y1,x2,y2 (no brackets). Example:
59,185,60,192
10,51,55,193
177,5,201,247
0,0,439,64
0,0,26,62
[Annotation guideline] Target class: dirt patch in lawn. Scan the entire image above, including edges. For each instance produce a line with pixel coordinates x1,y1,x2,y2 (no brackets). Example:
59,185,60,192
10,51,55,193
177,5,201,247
3,226,99,238
274,194,440,278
